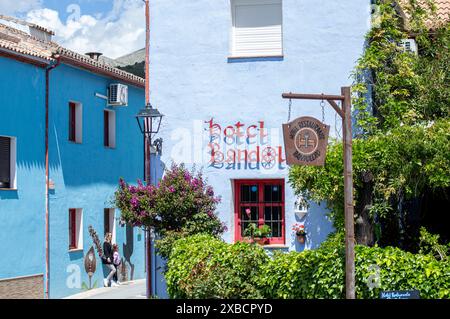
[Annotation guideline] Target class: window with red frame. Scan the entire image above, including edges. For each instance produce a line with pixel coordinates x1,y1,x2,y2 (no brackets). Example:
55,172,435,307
69,102,76,142
234,179,285,245
69,209,77,249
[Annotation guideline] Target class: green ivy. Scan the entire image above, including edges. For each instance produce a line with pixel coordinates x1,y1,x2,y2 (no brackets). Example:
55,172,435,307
353,0,449,134
289,1,450,240
290,119,450,231
165,234,269,299
165,234,450,299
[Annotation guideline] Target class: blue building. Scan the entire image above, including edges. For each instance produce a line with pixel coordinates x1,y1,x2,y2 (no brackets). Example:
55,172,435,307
149,0,370,255
1,0,372,299
0,17,149,298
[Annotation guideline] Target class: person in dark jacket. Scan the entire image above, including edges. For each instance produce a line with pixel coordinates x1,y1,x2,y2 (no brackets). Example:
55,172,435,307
102,232,117,287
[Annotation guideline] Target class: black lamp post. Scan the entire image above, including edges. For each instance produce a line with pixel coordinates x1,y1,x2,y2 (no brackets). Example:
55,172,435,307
135,102,163,299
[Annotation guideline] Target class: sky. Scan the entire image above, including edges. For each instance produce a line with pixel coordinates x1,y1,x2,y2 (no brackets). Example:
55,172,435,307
0,0,146,58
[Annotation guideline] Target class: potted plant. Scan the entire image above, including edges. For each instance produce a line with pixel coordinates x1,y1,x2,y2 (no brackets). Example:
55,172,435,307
292,223,306,244
244,223,271,245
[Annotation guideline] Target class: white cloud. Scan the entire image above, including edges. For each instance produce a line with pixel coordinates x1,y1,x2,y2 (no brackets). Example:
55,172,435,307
26,0,145,59
0,0,42,16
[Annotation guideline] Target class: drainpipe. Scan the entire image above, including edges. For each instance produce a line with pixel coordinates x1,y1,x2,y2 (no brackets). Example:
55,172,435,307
45,55,61,299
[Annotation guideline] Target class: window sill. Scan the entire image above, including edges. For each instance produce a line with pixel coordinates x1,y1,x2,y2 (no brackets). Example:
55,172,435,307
104,146,116,150
0,188,17,191
227,55,284,63
68,141,82,145
68,248,83,253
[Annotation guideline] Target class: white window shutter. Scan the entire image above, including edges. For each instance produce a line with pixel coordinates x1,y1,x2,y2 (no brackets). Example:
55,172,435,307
232,0,283,57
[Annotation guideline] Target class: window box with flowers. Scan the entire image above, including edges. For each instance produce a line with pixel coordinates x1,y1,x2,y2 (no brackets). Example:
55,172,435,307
243,222,271,246
292,223,306,244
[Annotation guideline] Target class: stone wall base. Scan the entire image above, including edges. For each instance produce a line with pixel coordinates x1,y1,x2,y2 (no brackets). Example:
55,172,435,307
0,274,44,299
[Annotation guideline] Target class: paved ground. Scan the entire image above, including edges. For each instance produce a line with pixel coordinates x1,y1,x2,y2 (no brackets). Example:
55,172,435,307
64,279,147,299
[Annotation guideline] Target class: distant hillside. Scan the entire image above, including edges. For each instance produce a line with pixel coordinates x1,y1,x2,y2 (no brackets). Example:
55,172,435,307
117,61,145,78
102,48,145,78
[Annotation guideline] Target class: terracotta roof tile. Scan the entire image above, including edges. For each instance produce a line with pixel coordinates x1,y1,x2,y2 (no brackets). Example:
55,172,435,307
397,0,450,29
0,23,54,61
0,17,144,87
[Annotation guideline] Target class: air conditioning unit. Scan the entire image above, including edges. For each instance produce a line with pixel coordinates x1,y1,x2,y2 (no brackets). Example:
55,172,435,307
400,39,418,55
108,83,128,106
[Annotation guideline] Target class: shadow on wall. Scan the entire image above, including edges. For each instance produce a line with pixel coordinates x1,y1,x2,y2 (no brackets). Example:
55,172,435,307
294,202,334,251
122,223,135,281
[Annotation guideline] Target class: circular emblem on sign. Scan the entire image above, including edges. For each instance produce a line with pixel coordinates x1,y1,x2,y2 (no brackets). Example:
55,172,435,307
294,128,319,155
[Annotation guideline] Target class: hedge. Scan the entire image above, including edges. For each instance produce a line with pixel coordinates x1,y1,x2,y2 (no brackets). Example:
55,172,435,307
166,234,450,299
165,234,269,299
261,245,450,299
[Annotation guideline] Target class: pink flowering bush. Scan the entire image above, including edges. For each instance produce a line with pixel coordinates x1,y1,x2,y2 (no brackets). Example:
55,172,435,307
114,163,226,259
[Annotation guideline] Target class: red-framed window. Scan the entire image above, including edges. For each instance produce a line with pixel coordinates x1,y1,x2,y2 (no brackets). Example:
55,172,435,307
69,209,77,249
0,136,11,189
69,102,76,142
234,179,285,245
104,110,110,147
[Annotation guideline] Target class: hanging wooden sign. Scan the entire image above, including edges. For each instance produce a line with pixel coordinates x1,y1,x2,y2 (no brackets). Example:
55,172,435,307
283,116,330,166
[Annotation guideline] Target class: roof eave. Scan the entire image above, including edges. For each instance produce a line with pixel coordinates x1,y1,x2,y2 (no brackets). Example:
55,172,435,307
0,47,51,68
58,54,145,89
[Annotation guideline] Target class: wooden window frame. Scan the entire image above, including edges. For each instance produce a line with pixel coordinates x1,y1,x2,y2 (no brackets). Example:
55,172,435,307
104,110,110,147
0,136,11,189
103,110,116,148
69,102,76,142
69,209,77,250
234,179,285,245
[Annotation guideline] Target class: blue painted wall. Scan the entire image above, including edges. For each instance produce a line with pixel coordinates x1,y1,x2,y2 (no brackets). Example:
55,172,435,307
0,56,148,298
47,64,147,298
149,0,370,251
0,57,46,280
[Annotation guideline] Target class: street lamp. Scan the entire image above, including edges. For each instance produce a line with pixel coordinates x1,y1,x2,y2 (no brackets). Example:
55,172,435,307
138,0,163,299
135,102,163,299
136,103,164,136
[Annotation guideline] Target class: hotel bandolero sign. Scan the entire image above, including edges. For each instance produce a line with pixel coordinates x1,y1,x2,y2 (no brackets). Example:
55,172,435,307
283,116,330,166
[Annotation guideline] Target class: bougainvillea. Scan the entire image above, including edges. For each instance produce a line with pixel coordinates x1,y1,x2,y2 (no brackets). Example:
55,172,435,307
114,163,226,259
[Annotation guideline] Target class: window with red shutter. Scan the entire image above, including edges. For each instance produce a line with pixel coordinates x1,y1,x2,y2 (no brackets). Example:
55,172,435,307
69,102,76,142
69,209,77,249
104,208,110,235
234,179,285,245
104,111,110,147
0,136,11,189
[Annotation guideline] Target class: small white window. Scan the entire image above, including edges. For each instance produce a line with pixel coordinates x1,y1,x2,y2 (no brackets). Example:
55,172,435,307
0,136,17,189
69,208,83,250
400,39,418,55
104,110,116,148
69,101,83,143
230,0,283,58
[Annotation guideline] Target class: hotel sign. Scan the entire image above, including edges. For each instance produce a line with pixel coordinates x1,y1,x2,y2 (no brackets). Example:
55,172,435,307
283,116,330,166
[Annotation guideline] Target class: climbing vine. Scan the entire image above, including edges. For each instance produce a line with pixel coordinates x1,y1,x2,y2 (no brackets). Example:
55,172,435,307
289,0,450,248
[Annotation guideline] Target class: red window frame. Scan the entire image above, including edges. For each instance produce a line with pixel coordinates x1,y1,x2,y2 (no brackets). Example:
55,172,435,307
104,110,110,147
69,209,77,249
104,208,111,236
69,102,76,142
234,179,285,245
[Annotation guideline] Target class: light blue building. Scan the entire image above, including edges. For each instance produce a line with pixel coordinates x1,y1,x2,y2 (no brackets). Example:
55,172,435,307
0,17,150,298
149,0,370,254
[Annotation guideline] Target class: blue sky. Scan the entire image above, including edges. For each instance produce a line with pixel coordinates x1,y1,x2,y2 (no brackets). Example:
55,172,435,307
0,0,145,58
43,0,114,20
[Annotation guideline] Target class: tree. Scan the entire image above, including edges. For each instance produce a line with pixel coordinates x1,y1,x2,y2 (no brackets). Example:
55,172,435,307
289,0,450,249
114,163,226,259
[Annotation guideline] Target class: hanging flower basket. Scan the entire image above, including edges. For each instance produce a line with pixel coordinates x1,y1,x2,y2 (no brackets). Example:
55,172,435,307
292,223,306,244
297,234,306,244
